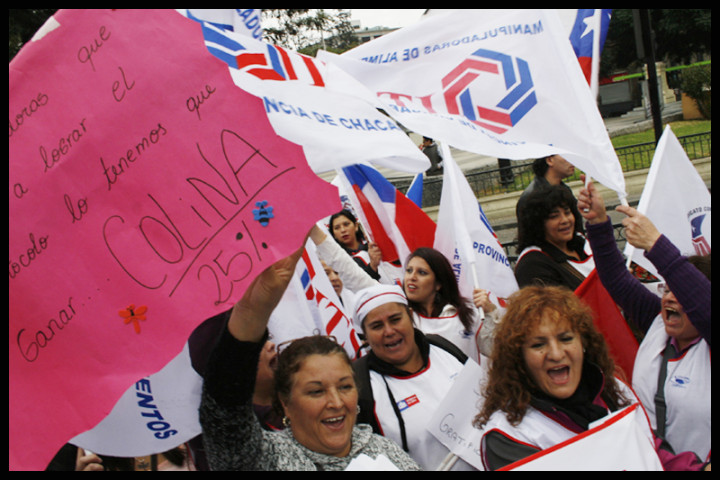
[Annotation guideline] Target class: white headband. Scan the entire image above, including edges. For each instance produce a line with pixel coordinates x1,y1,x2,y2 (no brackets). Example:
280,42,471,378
352,284,408,330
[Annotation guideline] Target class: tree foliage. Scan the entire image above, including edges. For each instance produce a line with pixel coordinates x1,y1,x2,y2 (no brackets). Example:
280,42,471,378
9,9,58,60
681,64,711,119
261,9,357,55
601,9,711,75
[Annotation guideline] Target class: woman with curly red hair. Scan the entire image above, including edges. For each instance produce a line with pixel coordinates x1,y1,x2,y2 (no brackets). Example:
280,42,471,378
474,286,703,471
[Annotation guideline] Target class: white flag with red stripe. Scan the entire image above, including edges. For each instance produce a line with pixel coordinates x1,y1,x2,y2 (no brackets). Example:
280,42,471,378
337,164,437,266
505,404,662,471
269,239,363,359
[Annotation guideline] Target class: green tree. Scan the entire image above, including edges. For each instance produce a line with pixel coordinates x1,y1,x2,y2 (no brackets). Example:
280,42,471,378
601,9,712,74
261,9,356,55
9,9,57,61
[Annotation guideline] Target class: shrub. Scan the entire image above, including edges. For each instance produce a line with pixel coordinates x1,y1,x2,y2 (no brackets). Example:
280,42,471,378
681,64,711,119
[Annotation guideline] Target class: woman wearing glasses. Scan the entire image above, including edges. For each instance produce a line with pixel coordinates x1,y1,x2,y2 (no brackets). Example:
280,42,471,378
577,176,710,465
199,244,421,471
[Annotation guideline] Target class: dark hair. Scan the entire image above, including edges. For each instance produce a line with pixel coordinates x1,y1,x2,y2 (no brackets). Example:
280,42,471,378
272,336,354,416
92,447,186,471
532,156,551,177
405,247,475,333
517,184,584,252
328,209,366,249
474,285,630,429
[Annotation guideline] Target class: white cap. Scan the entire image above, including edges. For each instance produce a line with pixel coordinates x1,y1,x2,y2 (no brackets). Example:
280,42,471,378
352,284,408,331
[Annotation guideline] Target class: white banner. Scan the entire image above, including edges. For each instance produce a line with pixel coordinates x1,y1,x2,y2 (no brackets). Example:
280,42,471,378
71,341,202,456
320,9,626,201
624,126,711,280
507,404,662,471
187,18,429,174
426,360,488,470
183,9,263,40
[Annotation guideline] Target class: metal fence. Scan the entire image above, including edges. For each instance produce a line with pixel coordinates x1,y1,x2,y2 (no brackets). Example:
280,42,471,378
395,131,711,208
392,131,711,267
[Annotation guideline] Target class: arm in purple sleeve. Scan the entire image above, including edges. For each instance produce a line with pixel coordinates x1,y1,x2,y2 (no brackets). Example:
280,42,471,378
645,235,711,346
585,219,661,334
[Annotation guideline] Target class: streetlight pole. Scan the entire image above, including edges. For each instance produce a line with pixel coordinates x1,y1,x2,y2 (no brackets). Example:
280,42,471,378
633,9,664,144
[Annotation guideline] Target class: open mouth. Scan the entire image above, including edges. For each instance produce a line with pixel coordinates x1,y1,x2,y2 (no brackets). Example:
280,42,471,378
321,415,346,430
547,366,570,384
384,337,403,351
664,307,682,324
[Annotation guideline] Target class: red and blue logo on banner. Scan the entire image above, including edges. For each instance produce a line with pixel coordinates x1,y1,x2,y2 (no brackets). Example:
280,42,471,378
198,21,324,86
442,48,537,134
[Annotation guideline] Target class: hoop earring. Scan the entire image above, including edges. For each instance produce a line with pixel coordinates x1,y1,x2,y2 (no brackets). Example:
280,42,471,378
282,416,291,428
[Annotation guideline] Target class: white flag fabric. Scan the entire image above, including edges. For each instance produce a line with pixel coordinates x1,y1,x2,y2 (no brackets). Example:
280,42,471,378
434,144,518,302
183,9,263,40
71,341,202,457
269,239,364,359
184,17,429,174
319,9,626,201
426,359,488,470
624,126,711,280
506,404,662,471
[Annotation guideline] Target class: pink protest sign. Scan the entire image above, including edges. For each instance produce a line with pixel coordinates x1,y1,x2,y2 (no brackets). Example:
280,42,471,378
9,9,339,470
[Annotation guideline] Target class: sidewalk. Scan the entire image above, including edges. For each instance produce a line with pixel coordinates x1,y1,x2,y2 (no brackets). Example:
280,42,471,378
603,99,683,138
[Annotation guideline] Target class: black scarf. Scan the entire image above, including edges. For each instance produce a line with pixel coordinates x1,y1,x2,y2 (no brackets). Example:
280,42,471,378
530,362,609,430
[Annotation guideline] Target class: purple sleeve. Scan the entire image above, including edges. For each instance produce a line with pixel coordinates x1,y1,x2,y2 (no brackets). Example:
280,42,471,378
586,219,711,346
645,235,711,346
585,219,661,334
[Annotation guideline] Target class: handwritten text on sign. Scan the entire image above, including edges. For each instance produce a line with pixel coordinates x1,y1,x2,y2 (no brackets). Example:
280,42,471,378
9,9,338,471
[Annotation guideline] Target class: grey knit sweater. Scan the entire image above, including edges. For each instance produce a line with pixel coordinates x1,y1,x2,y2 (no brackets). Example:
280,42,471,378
199,325,422,471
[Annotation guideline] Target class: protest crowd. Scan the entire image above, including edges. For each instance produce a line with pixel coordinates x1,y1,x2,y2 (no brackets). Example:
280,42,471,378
10,9,709,472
